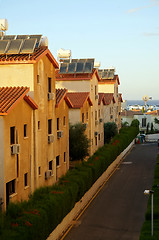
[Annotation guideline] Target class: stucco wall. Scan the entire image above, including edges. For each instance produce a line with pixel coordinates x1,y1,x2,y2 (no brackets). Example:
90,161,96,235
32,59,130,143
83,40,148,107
0,64,34,91
56,80,90,93
55,99,69,180
0,117,4,211
2,99,34,209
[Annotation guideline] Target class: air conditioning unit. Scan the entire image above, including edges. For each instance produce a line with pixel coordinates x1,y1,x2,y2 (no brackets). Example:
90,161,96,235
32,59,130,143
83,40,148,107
11,144,20,155
48,134,54,143
95,95,99,100
99,118,103,123
94,131,98,137
57,130,63,139
45,170,52,180
95,120,98,126
48,92,55,101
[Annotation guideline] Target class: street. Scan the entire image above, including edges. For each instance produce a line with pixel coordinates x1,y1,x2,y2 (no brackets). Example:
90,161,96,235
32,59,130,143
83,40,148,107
63,143,158,240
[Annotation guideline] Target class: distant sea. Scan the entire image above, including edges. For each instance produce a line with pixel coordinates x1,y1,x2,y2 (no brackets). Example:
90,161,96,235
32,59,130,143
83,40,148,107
127,100,159,106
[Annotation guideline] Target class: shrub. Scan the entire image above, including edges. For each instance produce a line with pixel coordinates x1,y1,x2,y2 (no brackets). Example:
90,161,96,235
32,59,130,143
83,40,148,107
0,125,138,240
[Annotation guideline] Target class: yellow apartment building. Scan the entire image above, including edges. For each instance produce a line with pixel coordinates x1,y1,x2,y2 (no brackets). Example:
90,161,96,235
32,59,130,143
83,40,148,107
56,59,103,154
98,69,121,130
65,92,93,155
55,88,69,180
98,93,106,148
0,35,69,194
103,93,116,123
0,87,38,211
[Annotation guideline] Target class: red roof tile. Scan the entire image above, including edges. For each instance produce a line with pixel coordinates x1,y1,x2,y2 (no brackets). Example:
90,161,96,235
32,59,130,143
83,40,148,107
119,93,123,102
104,93,115,105
55,88,68,107
121,110,143,116
65,92,93,109
0,87,38,115
98,93,106,105
146,110,159,115
0,46,59,68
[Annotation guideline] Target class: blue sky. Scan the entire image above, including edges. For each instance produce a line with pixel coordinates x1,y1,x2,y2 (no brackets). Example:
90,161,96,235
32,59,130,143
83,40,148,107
0,0,159,100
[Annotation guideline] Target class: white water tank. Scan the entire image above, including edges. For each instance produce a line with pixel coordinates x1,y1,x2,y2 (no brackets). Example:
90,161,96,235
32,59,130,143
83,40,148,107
94,61,101,68
0,19,8,31
40,36,48,47
57,48,71,59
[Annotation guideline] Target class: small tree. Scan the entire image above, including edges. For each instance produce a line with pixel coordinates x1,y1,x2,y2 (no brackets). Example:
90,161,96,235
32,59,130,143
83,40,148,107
69,123,89,161
104,122,118,144
146,122,150,134
131,119,140,128
151,122,154,133
154,117,159,125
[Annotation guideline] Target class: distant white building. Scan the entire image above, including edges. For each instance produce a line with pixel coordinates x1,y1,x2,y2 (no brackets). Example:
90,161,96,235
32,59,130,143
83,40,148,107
121,110,154,133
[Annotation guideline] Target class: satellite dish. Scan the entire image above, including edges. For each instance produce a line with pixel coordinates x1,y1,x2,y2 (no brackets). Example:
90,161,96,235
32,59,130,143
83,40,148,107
143,95,149,102
143,95,149,108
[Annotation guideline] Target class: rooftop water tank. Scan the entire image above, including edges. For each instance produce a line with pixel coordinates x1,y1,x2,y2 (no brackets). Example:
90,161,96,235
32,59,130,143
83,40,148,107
94,61,101,68
0,19,8,31
40,36,48,47
57,48,71,59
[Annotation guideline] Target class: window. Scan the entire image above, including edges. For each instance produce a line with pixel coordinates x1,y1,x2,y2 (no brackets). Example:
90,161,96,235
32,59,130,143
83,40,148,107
98,134,100,141
95,136,98,146
48,119,52,134
82,113,84,123
49,160,53,170
63,116,66,126
95,85,97,95
57,118,59,131
64,152,66,162
56,155,60,166
10,126,15,144
86,112,88,120
95,111,97,121
142,118,146,127
24,124,27,137
38,166,41,175
38,121,40,130
7,179,15,195
37,75,40,83
17,155,19,178
24,173,28,187
48,77,51,93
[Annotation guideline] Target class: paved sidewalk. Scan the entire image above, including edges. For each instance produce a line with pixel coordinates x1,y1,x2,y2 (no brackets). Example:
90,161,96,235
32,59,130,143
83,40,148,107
64,143,158,240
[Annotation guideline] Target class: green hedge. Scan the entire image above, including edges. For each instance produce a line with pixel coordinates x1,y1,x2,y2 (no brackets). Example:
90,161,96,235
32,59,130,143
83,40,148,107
0,126,138,240
139,155,159,240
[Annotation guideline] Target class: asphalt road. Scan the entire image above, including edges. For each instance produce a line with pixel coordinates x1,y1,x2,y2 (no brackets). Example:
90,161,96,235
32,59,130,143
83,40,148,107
64,143,158,240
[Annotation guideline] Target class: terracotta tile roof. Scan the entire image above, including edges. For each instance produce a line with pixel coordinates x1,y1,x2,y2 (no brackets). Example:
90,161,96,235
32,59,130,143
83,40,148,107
121,110,143,117
56,68,100,82
0,86,38,115
55,88,68,107
0,46,59,68
98,93,106,105
119,93,123,102
65,92,93,109
104,93,115,105
145,110,159,115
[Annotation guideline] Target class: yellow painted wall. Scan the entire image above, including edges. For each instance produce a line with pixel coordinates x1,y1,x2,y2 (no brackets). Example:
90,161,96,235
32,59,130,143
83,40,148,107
55,100,69,180
0,64,34,91
2,99,34,210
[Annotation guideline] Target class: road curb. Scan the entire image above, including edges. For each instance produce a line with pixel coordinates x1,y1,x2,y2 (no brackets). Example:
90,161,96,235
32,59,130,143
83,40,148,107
47,140,135,240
